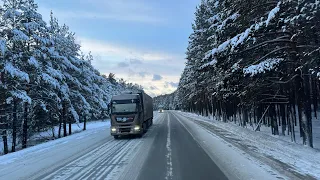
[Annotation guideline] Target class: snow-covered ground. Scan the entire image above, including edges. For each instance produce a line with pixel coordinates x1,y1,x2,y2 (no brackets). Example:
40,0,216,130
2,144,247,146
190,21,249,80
178,111,320,179
256,117,320,150
1,110,318,180
0,112,161,180
0,120,110,155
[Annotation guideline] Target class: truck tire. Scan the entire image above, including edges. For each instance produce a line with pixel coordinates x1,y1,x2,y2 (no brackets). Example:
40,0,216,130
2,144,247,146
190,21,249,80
136,133,143,138
114,135,119,139
143,122,147,133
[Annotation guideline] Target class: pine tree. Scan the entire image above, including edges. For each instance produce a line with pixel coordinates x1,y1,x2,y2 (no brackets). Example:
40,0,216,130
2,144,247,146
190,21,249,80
176,0,320,147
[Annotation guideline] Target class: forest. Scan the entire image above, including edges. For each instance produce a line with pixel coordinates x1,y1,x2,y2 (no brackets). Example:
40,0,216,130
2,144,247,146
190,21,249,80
173,0,320,148
0,0,141,154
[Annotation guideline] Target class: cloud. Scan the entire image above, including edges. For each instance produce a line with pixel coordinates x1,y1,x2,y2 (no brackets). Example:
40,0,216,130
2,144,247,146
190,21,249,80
117,62,129,68
152,74,163,81
79,38,181,62
138,71,148,78
149,86,158,90
130,59,143,64
164,81,179,88
78,37,184,96
38,0,165,24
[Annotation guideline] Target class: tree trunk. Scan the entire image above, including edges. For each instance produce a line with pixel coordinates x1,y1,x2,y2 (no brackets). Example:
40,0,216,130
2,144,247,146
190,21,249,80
290,106,296,142
302,69,313,147
58,110,62,138
22,102,28,149
280,104,286,136
83,116,87,131
12,100,17,152
311,78,318,118
63,104,67,137
1,130,8,154
0,72,8,154
69,116,72,135
242,108,248,127
49,111,55,138
271,105,279,135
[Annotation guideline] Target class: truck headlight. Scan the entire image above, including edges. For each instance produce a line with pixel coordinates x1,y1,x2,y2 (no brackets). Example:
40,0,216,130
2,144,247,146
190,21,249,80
134,126,140,131
111,127,117,132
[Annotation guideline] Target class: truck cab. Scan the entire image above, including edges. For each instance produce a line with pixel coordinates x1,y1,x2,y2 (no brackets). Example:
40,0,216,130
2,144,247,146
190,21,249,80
109,92,153,139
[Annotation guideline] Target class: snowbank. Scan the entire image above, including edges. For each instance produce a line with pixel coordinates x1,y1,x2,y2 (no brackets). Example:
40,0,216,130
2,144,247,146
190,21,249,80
0,120,110,155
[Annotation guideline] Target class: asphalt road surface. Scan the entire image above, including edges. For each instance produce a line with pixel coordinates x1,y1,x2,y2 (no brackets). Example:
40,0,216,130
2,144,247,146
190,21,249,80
0,111,228,180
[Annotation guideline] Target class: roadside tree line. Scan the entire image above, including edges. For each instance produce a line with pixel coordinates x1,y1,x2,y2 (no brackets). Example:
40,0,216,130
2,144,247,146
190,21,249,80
0,0,141,154
175,0,320,148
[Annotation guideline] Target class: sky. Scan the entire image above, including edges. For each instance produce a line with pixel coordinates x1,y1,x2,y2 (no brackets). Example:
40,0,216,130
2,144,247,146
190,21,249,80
35,0,200,97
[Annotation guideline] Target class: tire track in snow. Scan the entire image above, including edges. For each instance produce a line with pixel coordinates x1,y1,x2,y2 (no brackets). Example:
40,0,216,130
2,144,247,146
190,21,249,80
36,113,163,180
36,136,115,180
96,140,140,180
89,140,134,179
67,139,131,180
41,137,119,180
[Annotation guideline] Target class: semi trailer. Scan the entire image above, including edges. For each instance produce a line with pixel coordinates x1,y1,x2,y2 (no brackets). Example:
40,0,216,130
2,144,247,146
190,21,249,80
109,91,153,139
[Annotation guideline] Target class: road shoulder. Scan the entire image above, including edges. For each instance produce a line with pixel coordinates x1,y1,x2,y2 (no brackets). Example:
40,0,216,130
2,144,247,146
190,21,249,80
173,112,287,180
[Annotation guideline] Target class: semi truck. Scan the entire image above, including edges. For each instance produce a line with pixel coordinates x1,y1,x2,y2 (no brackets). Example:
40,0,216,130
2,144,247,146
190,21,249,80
109,91,153,139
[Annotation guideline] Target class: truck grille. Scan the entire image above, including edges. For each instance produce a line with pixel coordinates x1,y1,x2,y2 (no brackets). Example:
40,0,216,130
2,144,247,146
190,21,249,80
119,128,131,133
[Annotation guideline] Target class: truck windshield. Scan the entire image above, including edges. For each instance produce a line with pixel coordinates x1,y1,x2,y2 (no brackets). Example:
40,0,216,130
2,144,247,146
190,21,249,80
112,103,137,113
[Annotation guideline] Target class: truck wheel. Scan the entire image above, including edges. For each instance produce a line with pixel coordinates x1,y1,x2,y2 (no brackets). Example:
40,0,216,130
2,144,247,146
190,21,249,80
136,134,143,138
143,123,147,133
114,135,119,139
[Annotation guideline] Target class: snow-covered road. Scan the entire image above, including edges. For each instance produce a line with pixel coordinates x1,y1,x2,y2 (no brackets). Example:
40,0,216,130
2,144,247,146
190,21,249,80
0,113,162,180
1,111,315,180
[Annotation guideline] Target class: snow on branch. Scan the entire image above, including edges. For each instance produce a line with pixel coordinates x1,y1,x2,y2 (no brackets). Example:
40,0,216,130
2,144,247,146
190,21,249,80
4,62,30,83
41,73,60,89
12,29,29,41
202,2,282,68
24,22,39,31
200,58,217,69
0,39,6,55
243,58,283,76
46,66,63,80
217,13,240,31
9,90,32,104
28,56,40,68
266,2,281,26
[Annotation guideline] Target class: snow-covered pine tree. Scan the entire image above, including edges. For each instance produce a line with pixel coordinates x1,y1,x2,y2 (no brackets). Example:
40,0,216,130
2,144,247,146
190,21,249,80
0,0,144,153
177,0,320,147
